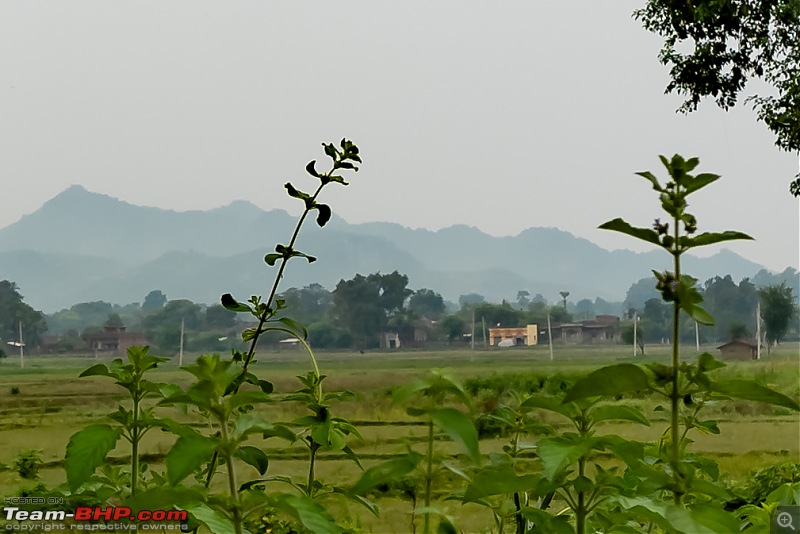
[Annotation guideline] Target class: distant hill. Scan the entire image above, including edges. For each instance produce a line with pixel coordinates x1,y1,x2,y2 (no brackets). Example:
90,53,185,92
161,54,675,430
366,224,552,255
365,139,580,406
0,185,771,312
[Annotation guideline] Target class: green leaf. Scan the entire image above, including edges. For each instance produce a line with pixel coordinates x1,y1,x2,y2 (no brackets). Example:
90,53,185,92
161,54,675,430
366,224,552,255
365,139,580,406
429,408,481,465
392,379,430,405
316,204,332,227
711,380,800,411
65,424,121,491
234,446,269,476
693,419,720,435
185,504,236,534
591,405,650,426
277,317,308,339
520,395,577,419
697,352,726,372
305,160,320,177
271,493,342,534
684,172,720,194
598,218,662,247
227,390,273,410
635,171,663,191
79,363,113,379
351,453,423,495
240,475,304,493
220,293,251,313
264,253,282,266
284,182,310,201
609,495,671,530
689,478,731,500
323,143,338,160
165,432,218,486
536,436,594,480
463,465,540,502
682,231,753,248
436,518,458,534
684,303,715,326
520,508,574,534
665,504,740,533
330,487,378,517
563,363,650,403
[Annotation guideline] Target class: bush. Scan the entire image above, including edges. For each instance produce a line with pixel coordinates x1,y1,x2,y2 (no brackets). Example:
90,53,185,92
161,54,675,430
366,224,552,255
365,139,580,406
14,450,42,480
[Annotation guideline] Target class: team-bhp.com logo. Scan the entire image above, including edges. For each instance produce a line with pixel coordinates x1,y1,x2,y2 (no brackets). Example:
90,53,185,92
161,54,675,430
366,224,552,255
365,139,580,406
3,506,188,530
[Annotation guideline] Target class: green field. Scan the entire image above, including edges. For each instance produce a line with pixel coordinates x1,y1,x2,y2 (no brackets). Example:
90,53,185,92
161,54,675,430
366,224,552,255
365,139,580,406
0,343,798,532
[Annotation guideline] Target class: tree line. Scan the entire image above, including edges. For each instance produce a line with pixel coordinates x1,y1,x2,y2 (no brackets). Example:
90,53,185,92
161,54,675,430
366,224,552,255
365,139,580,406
0,268,796,356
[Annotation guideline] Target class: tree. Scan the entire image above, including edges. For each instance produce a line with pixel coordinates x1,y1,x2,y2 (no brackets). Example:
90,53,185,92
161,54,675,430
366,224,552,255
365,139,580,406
458,293,485,308
104,313,124,328
142,290,167,314
0,281,47,347
574,298,595,320
279,283,333,325
141,299,203,352
373,271,413,314
641,297,670,343
759,283,797,349
636,1,800,194
474,302,524,328
439,315,466,344
409,289,446,320
547,305,573,324
332,272,413,348
701,275,759,342
204,304,237,331
625,277,661,310
729,322,751,340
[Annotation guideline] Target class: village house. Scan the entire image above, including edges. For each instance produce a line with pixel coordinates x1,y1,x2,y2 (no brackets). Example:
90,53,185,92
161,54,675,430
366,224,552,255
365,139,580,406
541,315,621,344
717,338,759,361
488,324,538,347
82,325,148,356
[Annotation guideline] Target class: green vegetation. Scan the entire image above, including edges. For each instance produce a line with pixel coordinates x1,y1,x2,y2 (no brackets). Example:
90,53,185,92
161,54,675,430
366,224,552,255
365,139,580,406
0,348,798,532
1,145,798,534
635,0,800,194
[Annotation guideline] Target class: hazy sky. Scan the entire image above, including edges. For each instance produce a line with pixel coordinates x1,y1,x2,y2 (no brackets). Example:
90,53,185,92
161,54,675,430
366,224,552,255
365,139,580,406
1,2,798,272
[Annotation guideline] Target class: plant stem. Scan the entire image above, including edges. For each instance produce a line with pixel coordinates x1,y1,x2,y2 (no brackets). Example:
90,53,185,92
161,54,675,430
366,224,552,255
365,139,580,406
423,420,434,534
241,183,325,373
205,182,327,491
307,444,319,497
670,211,682,505
511,426,525,534
131,391,140,497
219,420,242,534
576,457,587,534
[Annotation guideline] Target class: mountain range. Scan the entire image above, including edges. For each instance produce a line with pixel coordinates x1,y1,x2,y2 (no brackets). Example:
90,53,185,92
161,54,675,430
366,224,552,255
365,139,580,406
0,185,770,312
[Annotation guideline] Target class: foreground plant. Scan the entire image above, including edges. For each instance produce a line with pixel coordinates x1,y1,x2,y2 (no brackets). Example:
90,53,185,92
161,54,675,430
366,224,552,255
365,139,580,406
563,155,800,532
58,140,362,534
65,346,167,499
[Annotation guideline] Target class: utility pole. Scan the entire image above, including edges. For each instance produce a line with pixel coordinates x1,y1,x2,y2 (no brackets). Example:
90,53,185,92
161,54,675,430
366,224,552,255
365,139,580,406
179,318,185,366
695,321,700,352
547,314,554,361
756,301,761,360
19,321,24,369
633,313,637,357
470,310,475,351
481,317,487,349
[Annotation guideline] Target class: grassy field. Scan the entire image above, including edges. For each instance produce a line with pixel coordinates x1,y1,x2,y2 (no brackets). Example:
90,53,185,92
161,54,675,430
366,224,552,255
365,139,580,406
0,343,798,532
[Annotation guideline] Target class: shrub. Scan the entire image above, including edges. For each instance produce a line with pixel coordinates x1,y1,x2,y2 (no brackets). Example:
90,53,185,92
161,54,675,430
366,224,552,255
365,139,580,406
15,450,42,480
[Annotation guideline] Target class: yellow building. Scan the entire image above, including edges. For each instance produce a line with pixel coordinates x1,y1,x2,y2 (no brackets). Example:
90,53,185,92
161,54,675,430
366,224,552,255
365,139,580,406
488,324,538,347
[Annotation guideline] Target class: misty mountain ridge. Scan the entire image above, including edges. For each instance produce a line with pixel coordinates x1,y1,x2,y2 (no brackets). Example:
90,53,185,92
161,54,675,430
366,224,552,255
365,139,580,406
0,185,772,312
